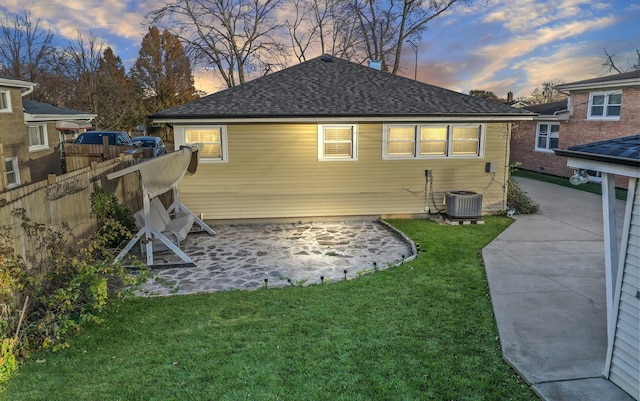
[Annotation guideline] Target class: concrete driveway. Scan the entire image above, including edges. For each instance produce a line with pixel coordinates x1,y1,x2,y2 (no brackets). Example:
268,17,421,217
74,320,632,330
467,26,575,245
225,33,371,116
483,177,634,401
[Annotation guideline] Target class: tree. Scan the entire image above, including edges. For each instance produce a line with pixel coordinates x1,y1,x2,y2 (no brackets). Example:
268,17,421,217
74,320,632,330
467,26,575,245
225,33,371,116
58,30,106,119
469,89,499,100
528,80,567,104
0,11,62,104
130,27,198,116
602,48,640,73
95,48,138,130
286,0,362,62
147,0,287,88
351,0,471,74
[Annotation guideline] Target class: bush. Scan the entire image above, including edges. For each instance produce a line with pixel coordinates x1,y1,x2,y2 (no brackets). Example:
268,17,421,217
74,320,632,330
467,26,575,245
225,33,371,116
0,191,147,385
507,179,539,215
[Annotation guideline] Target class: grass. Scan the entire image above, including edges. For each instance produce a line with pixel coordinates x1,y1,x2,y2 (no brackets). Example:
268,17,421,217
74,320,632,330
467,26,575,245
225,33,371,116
512,169,627,200
2,218,537,401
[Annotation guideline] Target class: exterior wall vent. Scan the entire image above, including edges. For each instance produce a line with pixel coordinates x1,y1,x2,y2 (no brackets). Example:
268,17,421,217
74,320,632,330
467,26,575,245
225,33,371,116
445,191,483,218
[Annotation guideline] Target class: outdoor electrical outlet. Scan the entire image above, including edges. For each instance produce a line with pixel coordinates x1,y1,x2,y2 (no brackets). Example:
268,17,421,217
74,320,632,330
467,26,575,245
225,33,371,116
425,169,432,178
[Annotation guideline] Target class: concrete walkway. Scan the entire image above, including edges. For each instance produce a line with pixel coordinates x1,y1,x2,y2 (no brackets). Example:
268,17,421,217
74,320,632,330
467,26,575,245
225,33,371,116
482,177,635,401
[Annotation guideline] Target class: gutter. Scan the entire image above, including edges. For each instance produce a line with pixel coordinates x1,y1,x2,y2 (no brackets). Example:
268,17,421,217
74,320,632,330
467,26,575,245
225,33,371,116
553,148,640,168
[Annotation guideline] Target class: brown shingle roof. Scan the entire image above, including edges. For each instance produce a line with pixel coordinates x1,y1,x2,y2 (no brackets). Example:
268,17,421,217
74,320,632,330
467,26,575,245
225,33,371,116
151,55,533,120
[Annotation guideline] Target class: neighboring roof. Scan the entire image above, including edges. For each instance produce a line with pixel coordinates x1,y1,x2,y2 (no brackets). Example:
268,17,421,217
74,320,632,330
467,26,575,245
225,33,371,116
556,70,640,91
525,99,568,116
151,55,534,121
23,99,92,116
554,135,640,168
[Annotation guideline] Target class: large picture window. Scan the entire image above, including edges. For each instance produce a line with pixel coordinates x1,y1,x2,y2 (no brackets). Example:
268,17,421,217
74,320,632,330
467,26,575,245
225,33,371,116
180,126,228,162
588,91,621,120
28,124,48,151
383,124,484,159
535,122,559,152
318,124,358,160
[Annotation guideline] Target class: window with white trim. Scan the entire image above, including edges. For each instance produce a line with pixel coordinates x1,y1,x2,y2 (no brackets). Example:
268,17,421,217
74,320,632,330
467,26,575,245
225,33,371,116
535,122,559,152
383,123,484,159
5,157,20,188
181,126,228,162
318,124,357,160
0,90,11,112
28,123,49,151
588,91,621,120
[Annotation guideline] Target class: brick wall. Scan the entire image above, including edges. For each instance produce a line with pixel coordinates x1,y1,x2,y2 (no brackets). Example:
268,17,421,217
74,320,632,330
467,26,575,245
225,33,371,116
510,86,639,188
0,87,32,186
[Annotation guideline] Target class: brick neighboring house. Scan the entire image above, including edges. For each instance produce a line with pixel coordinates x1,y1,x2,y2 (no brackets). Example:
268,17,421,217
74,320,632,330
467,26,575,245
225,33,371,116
510,70,640,186
0,77,96,192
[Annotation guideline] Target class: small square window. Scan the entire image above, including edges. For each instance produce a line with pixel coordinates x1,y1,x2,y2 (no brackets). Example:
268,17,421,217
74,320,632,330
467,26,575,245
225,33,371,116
184,127,227,162
588,91,621,120
535,122,560,151
28,124,48,150
318,124,358,160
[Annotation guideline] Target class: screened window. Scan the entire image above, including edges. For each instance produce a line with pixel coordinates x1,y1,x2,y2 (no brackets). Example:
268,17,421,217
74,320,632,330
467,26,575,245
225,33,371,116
535,122,559,151
184,127,227,162
5,157,20,188
28,124,48,150
384,124,484,159
588,91,621,119
0,90,10,112
318,124,357,160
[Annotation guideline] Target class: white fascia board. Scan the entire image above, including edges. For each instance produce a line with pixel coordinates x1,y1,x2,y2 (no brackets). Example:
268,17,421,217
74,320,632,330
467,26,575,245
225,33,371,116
152,115,535,124
556,78,640,91
24,113,97,122
567,158,640,178
0,77,36,89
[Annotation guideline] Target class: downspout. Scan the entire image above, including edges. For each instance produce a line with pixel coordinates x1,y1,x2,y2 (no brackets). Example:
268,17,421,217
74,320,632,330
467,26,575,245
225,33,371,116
503,123,512,210
21,84,35,97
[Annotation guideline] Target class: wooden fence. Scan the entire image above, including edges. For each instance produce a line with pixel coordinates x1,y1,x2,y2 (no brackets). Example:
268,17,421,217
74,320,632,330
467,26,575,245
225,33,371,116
0,156,145,267
62,143,150,172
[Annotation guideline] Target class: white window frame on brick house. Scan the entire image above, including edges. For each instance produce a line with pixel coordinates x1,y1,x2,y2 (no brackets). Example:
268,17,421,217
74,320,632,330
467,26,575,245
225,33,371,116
174,125,228,163
317,124,358,161
0,89,11,112
28,123,49,151
5,157,20,188
588,91,622,120
535,122,560,152
382,123,485,159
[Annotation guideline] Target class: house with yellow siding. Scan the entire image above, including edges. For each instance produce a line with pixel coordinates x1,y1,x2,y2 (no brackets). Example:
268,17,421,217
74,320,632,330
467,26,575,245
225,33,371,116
150,55,534,222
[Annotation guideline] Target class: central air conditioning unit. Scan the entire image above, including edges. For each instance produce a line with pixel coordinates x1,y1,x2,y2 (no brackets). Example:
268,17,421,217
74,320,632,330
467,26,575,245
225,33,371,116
445,191,483,218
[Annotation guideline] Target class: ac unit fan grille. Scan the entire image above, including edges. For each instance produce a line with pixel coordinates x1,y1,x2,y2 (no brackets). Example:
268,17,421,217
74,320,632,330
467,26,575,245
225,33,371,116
445,191,483,218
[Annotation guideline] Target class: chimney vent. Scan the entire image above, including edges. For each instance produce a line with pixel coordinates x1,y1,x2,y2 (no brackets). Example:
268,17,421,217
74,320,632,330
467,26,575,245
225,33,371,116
507,91,513,102
368,60,382,70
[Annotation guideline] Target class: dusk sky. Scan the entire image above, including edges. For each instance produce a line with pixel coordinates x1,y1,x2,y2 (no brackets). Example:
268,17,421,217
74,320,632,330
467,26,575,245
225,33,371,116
2,0,639,99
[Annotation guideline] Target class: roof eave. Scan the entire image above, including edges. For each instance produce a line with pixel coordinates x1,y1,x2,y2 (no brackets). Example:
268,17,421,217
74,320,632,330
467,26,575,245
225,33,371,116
553,148,640,168
556,78,640,91
150,113,535,124
24,113,97,122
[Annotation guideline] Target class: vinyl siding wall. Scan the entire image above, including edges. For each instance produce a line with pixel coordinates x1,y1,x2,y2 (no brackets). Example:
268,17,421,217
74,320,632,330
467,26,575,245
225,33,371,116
178,122,510,220
608,182,640,400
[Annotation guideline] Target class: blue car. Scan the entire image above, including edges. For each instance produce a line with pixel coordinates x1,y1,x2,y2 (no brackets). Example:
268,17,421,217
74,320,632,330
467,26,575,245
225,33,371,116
132,136,167,157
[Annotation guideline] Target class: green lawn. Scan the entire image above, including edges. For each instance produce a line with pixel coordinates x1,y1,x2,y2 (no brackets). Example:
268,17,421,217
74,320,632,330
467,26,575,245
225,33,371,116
2,218,537,401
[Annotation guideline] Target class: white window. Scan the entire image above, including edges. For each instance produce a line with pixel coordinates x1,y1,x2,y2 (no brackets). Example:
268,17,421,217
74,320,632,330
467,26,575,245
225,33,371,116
0,90,11,112
383,123,484,159
5,157,20,188
177,126,228,162
28,123,49,151
588,91,621,120
318,124,358,161
535,122,559,152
